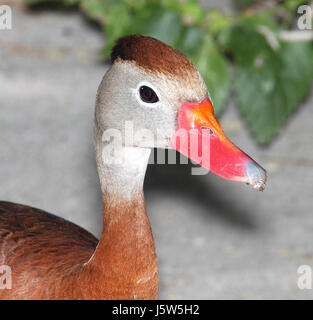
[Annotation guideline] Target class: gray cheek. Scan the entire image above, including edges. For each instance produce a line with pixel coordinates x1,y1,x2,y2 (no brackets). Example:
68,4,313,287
133,102,177,148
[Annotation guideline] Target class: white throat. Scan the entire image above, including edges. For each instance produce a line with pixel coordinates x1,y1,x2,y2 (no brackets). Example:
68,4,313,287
94,120,151,201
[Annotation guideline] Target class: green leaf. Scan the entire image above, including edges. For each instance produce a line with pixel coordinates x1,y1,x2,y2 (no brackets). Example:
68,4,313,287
101,1,184,57
280,41,313,112
233,0,259,10
239,10,279,29
129,3,183,48
81,1,133,57
179,28,230,115
100,4,134,56
26,0,79,5
80,0,117,24
283,0,310,11
204,10,234,36
227,25,313,144
164,0,204,26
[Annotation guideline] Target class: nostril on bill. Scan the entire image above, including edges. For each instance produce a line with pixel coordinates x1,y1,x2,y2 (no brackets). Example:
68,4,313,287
245,161,267,191
200,126,213,135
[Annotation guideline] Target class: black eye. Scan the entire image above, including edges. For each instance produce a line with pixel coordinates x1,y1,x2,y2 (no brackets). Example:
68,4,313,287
139,86,159,103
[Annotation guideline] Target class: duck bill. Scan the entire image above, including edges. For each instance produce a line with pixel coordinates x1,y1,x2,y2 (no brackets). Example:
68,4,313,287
171,98,267,191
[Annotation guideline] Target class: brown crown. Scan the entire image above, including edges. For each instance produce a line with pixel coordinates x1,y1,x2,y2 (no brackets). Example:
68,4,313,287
111,35,195,77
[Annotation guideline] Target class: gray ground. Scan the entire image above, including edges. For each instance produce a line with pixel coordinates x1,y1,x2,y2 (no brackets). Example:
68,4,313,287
0,3,313,300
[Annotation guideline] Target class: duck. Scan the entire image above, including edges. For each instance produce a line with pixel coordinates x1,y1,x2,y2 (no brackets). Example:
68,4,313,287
0,35,266,300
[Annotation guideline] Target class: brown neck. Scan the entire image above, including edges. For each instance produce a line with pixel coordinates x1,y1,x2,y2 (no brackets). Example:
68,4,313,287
84,192,158,299
81,125,158,299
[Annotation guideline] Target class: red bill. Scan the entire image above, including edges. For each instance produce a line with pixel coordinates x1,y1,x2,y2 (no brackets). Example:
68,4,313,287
171,98,267,191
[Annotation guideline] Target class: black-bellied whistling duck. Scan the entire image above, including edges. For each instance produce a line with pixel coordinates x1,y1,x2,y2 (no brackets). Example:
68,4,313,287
0,35,266,300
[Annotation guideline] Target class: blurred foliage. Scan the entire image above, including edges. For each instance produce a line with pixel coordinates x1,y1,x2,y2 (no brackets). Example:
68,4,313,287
26,0,313,144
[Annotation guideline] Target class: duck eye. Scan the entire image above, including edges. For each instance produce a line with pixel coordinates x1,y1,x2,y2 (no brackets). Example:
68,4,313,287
139,86,159,103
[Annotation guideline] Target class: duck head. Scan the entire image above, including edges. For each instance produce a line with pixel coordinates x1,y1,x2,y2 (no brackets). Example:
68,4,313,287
95,35,267,191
